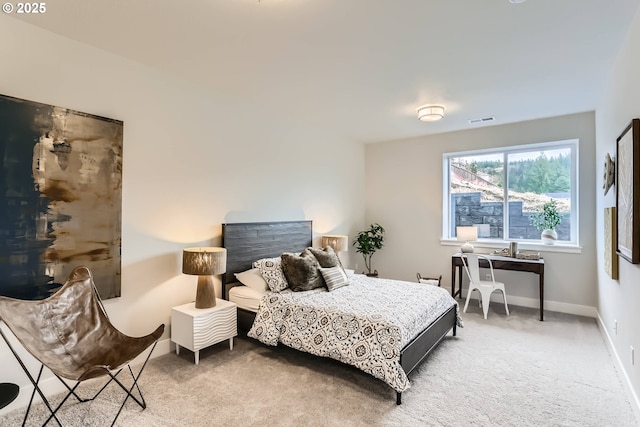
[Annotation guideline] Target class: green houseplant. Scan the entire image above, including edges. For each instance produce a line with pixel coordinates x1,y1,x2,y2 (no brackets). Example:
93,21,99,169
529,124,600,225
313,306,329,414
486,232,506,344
530,199,562,245
353,223,385,276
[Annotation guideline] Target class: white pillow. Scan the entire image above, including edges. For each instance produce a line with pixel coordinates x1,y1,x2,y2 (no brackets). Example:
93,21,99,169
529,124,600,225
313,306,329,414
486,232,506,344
252,257,288,292
234,268,269,292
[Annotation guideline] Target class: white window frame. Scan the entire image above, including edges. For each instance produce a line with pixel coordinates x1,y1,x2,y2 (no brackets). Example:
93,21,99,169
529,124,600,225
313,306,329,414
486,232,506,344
442,139,579,248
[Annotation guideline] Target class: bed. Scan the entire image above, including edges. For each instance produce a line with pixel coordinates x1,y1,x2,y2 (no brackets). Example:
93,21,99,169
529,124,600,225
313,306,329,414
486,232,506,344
221,220,460,404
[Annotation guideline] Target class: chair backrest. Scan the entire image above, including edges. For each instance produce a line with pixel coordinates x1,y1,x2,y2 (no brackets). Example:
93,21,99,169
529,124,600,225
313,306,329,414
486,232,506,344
461,253,482,284
0,266,164,382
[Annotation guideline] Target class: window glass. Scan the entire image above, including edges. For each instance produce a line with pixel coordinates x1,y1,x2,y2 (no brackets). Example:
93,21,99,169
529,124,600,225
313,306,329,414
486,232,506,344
445,140,577,244
450,153,504,239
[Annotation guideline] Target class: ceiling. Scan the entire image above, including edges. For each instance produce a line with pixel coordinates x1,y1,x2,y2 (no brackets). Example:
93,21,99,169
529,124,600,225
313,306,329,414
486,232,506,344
11,0,640,143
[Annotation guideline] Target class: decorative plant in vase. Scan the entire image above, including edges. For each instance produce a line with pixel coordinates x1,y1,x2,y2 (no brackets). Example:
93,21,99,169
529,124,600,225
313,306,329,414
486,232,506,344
531,199,562,245
353,223,385,277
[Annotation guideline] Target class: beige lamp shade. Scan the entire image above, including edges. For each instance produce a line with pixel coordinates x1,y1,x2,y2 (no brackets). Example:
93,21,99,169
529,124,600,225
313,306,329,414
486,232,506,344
456,226,478,253
321,235,348,253
182,247,226,275
182,247,227,309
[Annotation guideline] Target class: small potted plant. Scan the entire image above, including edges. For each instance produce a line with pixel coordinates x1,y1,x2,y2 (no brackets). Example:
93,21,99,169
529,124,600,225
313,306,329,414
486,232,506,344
530,199,562,245
353,223,385,276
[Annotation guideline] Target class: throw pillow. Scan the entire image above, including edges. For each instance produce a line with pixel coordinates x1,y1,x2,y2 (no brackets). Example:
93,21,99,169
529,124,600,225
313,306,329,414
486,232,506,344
253,257,288,292
281,250,324,292
308,246,341,268
234,268,269,292
319,266,349,291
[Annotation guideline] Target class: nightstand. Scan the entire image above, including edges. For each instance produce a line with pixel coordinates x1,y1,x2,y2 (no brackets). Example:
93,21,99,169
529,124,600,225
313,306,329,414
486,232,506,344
171,299,237,365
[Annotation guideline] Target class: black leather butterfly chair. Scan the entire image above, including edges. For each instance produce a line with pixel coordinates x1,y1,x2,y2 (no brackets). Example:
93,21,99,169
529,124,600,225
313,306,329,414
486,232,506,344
0,266,164,426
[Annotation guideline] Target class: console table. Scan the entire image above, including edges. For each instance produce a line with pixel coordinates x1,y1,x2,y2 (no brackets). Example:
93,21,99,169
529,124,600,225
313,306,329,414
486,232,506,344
451,253,545,321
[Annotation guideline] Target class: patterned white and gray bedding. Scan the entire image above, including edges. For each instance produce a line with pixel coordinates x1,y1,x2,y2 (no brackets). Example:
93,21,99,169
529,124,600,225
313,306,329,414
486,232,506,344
248,273,462,392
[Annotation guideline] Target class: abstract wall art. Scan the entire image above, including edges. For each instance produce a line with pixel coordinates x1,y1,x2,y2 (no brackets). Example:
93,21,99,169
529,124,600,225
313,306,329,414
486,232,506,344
0,94,123,299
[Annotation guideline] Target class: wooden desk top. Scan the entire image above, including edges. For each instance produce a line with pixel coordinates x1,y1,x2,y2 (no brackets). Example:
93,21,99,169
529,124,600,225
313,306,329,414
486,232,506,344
452,252,544,263
452,252,544,273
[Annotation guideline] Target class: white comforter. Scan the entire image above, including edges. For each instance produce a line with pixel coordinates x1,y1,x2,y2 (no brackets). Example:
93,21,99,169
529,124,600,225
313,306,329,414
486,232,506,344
248,274,461,392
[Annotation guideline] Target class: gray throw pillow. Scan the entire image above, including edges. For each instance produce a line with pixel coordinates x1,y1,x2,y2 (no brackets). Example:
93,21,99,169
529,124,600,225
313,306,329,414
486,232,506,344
281,250,324,292
307,246,340,268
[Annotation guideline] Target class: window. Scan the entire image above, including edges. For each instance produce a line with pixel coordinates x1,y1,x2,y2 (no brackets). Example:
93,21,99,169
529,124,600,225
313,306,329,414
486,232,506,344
442,139,578,245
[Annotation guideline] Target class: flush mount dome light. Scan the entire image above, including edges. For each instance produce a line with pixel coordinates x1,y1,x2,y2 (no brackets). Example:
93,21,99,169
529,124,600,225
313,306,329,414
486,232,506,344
417,105,445,122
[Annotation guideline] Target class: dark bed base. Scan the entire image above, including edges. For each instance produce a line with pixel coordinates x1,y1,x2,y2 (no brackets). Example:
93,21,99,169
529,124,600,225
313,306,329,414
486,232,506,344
397,304,457,404
237,307,257,333
222,220,458,405
235,304,457,405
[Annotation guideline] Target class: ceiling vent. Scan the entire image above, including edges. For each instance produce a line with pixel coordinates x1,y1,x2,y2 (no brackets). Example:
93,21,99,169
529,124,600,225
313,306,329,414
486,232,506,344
468,116,495,125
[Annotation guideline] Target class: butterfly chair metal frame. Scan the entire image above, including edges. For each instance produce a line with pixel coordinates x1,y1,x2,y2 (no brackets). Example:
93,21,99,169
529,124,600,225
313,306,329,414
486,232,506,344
460,253,509,319
0,266,164,427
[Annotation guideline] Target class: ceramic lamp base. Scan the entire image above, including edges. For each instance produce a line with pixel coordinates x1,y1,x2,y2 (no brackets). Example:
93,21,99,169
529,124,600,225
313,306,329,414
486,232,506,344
460,242,475,253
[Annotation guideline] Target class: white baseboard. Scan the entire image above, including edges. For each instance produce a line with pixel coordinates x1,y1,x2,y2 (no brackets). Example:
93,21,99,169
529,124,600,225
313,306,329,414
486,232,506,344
0,338,173,417
596,312,640,424
467,293,598,318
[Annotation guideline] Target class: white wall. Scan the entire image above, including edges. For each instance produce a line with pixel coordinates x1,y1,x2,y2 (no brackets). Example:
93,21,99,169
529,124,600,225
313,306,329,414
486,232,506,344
364,112,597,314
0,16,365,412
595,5,640,407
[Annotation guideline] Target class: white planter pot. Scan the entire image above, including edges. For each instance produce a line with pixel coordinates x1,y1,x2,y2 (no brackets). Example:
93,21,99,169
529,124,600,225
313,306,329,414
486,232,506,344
541,229,558,245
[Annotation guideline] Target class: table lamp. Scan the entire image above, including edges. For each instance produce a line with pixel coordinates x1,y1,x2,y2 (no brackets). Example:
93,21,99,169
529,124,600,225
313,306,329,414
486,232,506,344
321,235,349,254
182,247,227,309
456,226,478,253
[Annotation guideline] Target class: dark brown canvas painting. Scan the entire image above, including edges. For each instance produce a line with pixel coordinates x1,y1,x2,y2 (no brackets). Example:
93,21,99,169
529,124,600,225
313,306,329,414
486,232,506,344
0,94,122,300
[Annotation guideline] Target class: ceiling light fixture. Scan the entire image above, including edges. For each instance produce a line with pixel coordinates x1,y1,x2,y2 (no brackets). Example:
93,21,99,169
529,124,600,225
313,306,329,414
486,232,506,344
417,105,445,122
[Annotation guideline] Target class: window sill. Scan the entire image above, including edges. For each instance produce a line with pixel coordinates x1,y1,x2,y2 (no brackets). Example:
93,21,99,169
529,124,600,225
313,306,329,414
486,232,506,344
440,239,582,254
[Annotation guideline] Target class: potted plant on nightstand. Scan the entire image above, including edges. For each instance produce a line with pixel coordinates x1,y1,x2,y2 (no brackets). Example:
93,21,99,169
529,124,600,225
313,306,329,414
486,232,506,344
531,199,562,245
353,223,385,277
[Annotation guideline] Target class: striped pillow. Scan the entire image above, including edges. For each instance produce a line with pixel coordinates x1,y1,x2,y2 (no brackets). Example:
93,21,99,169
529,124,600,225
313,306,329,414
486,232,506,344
319,266,349,291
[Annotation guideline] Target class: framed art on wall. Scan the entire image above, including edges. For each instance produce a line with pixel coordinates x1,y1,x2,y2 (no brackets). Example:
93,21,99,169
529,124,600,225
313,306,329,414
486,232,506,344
616,118,640,264
0,94,123,299
604,207,619,279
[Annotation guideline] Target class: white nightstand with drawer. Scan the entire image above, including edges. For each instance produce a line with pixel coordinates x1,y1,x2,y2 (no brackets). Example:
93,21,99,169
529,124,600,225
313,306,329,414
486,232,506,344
171,299,237,365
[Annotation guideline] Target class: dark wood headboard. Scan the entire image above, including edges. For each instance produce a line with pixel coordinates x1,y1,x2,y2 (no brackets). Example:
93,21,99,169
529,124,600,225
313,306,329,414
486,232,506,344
221,220,313,299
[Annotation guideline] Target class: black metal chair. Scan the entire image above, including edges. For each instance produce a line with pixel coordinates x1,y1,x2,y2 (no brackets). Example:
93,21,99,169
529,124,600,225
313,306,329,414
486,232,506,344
0,266,164,426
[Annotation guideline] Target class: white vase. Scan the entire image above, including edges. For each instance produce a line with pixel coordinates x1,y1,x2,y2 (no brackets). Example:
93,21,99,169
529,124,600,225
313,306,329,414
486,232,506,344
541,229,557,245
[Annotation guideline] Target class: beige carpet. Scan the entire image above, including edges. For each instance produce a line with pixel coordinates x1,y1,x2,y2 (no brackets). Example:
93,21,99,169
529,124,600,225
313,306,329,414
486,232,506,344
2,305,638,427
